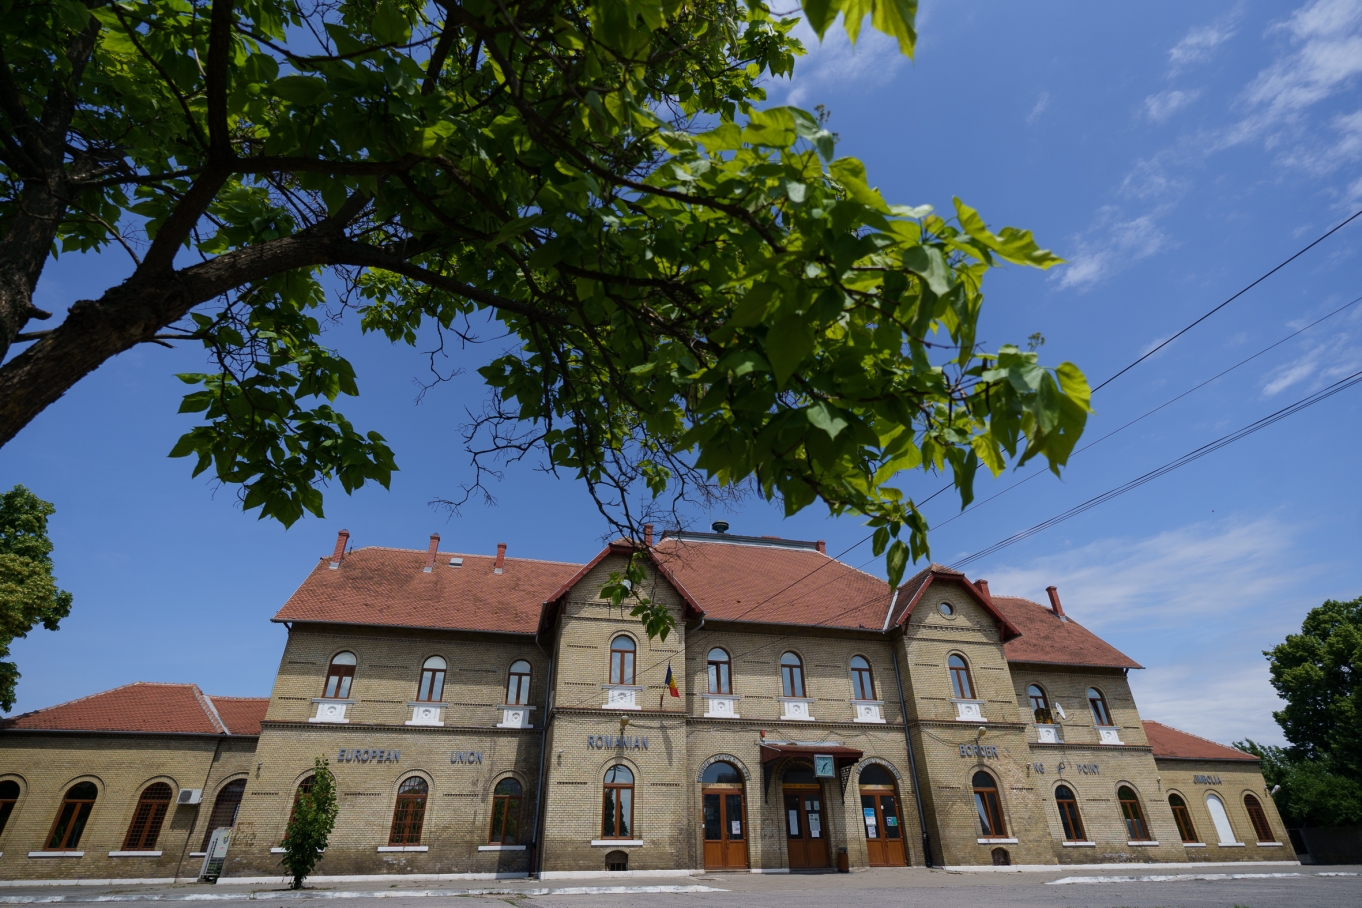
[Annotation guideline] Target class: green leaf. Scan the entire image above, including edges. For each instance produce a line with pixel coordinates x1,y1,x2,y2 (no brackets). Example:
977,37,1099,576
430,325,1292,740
764,315,815,387
1055,362,1093,412
885,539,910,588
807,401,849,439
273,76,331,106
372,1,412,44
901,245,950,296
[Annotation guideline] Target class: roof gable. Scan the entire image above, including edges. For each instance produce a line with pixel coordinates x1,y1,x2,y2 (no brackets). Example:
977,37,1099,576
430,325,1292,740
891,565,1023,641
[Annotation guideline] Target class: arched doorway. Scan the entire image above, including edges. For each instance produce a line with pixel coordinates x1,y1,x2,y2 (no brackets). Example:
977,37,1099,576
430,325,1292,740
782,762,830,870
701,761,748,870
858,764,907,866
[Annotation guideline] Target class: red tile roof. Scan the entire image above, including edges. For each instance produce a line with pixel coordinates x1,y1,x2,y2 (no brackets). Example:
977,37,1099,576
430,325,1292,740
207,695,269,735
0,683,264,736
990,595,1143,669
274,546,582,634
1144,720,1259,762
645,535,896,631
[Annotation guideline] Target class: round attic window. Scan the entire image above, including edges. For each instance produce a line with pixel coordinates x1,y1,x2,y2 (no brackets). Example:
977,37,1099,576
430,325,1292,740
939,602,955,617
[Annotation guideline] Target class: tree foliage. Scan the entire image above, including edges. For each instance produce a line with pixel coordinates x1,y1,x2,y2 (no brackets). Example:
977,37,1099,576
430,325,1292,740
0,485,73,712
279,756,338,889
0,0,1090,598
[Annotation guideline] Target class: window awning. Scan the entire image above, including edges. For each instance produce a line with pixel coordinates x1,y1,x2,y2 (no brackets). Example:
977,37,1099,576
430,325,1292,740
758,743,864,765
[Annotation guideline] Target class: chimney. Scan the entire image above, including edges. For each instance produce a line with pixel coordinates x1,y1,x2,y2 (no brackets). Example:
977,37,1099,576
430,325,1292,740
975,578,990,599
643,524,654,546
1046,585,1067,620
816,540,826,554
329,529,350,569
423,534,440,573
494,542,507,574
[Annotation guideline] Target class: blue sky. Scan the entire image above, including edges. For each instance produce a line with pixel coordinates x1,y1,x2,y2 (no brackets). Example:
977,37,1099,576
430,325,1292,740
4,0,1362,748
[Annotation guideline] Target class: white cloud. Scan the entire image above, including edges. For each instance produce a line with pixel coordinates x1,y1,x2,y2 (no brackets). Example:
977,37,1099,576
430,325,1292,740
779,20,906,109
1130,661,1285,745
1144,88,1201,123
1278,107,1362,172
1055,209,1171,290
1260,314,1362,395
1027,91,1050,125
1170,20,1238,71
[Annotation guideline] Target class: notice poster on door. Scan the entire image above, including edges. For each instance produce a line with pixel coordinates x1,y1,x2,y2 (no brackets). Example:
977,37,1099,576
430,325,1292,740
886,815,898,827
863,807,878,838
809,813,822,838
731,820,742,836
788,809,800,836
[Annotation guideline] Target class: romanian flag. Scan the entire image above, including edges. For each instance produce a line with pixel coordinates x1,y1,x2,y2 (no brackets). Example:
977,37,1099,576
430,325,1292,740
665,663,680,697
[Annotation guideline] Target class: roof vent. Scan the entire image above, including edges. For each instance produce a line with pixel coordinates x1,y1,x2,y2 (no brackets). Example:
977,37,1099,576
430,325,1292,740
1046,585,1068,622
449,557,463,567
711,520,729,534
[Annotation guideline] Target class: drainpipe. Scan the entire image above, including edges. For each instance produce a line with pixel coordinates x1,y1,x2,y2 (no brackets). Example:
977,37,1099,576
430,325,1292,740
530,627,555,878
891,647,932,868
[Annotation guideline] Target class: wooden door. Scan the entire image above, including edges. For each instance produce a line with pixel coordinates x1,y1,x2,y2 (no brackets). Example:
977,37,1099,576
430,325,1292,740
783,785,831,869
860,788,907,866
702,787,749,869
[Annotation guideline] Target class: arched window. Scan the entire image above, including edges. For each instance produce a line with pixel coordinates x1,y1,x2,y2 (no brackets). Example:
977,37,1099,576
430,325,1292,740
506,660,532,705
1244,794,1275,843
780,652,805,698
323,651,356,699
948,654,975,699
1028,685,1052,724
850,656,876,700
46,781,97,851
1054,785,1085,842
200,779,247,852
388,777,428,845
707,648,732,695
701,761,743,784
1169,793,1199,843
1118,786,1150,841
122,782,172,851
1088,687,1112,726
287,775,315,826
489,778,523,844
991,847,1010,866
1205,793,1237,845
0,780,19,837
601,766,634,839
972,771,1005,837
609,636,636,685
859,764,895,786
416,656,446,702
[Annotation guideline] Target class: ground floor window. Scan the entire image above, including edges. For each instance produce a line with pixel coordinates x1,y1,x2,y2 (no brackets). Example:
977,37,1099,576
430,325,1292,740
1055,785,1085,841
1118,786,1151,841
602,766,634,839
122,782,172,851
1244,794,1274,843
200,780,246,852
972,771,1005,837
46,782,97,851
0,781,19,837
1169,793,1199,843
388,777,428,845
488,778,522,844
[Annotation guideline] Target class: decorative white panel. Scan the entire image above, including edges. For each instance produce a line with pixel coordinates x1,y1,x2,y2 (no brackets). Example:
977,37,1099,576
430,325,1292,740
703,696,739,719
952,699,986,722
1036,724,1062,744
1096,725,1124,745
497,706,534,728
309,700,350,724
778,697,815,721
853,701,885,724
406,704,444,727
601,686,642,710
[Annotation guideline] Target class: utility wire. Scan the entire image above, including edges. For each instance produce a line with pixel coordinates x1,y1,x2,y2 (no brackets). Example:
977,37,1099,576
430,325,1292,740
1091,209,1362,393
950,367,1362,570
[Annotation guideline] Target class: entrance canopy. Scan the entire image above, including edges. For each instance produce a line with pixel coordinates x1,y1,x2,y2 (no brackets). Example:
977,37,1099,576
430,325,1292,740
759,743,863,767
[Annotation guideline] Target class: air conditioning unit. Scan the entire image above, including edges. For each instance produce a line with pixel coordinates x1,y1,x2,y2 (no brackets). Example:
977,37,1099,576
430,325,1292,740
177,788,203,805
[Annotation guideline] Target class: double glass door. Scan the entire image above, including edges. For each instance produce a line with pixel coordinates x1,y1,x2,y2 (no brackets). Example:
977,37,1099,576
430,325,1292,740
860,788,907,866
702,787,748,869
783,785,830,869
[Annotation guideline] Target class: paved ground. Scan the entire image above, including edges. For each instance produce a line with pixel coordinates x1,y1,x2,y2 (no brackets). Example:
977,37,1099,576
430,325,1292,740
1,867,1359,908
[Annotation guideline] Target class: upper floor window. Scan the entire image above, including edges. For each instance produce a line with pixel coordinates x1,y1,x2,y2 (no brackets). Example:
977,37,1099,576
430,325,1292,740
489,778,522,844
948,654,975,699
46,781,97,851
780,652,805,698
610,636,636,685
506,660,532,705
416,656,446,702
1244,794,1275,843
323,652,356,699
1088,688,1112,726
850,656,876,700
0,780,19,837
972,771,1005,837
1028,685,1052,724
707,648,732,695
388,777,428,845
1054,785,1085,842
123,782,172,852
1118,786,1150,841
601,766,635,839
1169,793,1199,843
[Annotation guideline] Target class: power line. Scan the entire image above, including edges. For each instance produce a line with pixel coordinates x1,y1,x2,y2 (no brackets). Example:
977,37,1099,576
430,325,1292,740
949,367,1362,570
1091,209,1362,393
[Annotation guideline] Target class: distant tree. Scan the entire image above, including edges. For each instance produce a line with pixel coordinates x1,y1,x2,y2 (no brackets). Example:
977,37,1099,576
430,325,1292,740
1236,739,1362,828
279,757,338,889
0,0,1090,601
0,485,73,711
